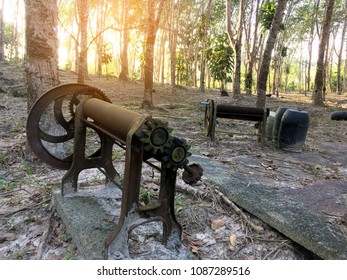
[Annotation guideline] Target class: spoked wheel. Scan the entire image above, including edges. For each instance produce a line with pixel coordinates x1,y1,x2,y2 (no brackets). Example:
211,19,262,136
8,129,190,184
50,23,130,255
203,99,215,138
26,83,111,170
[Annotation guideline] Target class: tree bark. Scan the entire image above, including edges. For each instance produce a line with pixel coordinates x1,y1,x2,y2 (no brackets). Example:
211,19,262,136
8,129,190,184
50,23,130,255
169,0,181,87
0,0,4,61
344,38,347,92
77,0,89,84
199,0,213,93
306,0,320,92
245,0,263,96
25,0,59,112
337,0,347,95
313,0,335,106
119,0,130,81
256,0,288,108
142,0,165,108
226,0,247,98
96,0,106,77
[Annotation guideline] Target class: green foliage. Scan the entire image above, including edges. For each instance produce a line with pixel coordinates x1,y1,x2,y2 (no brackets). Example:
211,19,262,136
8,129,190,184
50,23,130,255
260,1,277,31
0,175,16,192
281,46,288,57
100,43,113,65
175,52,188,85
3,22,22,62
205,33,234,86
259,1,285,33
11,248,29,260
140,187,156,205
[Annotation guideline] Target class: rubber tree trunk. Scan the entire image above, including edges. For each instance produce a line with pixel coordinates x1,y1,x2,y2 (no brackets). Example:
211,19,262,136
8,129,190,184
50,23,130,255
199,0,212,93
142,0,164,108
245,0,262,96
119,0,130,81
337,0,347,95
313,0,335,106
256,0,288,108
25,0,59,112
77,0,89,84
0,0,4,61
226,0,247,98
169,0,181,87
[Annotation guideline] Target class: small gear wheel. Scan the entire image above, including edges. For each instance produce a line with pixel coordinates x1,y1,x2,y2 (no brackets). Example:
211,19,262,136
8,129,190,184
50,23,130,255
161,137,191,170
140,119,173,156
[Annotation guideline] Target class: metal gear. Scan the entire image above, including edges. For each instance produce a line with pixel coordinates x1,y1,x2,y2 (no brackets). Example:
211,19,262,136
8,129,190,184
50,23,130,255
67,86,111,119
26,83,111,170
140,119,173,156
161,137,191,170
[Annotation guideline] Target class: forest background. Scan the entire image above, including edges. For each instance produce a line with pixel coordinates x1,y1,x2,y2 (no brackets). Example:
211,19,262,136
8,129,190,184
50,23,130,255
0,0,347,108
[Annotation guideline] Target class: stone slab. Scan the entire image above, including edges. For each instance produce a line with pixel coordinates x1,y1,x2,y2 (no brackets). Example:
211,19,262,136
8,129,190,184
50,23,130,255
190,154,347,260
52,185,121,260
52,183,195,260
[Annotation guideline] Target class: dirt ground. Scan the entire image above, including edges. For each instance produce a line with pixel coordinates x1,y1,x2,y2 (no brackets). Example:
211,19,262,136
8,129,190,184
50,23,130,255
1,63,346,260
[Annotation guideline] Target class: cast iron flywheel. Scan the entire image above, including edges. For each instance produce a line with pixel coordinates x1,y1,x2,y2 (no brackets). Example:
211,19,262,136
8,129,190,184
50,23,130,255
26,83,111,170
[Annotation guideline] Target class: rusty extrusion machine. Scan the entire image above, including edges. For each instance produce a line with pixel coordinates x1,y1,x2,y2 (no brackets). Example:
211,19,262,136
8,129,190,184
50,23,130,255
26,83,203,259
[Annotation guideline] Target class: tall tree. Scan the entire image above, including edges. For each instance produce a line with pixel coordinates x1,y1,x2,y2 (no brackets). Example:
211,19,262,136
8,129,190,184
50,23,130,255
244,0,263,95
256,0,288,108
169,0,182,87
77,0,90,83
199,0,213,93
313,0,335,106
226,0,247,97
336,0,347,95
0,0,4,61
119,0,130,81
142,0,165,108
25,0,59,111
307,0,321,92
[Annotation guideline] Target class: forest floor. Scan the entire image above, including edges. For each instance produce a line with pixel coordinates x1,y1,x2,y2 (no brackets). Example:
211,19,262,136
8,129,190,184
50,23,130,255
0,62,347,260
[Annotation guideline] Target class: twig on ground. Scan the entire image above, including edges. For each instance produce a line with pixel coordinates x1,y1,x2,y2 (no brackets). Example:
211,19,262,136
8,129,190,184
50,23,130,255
0,188,32,197
176,180,264,233
0,205,35,217
36,207,53,260
262,241,289,260
212,187,264,233
0,199,48,217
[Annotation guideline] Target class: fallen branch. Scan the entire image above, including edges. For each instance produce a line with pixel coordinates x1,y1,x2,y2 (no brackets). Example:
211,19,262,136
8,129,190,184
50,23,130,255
212,187,264,233
176,180,264,233
36,208,53,260
262,240,289,260
0,205,35,217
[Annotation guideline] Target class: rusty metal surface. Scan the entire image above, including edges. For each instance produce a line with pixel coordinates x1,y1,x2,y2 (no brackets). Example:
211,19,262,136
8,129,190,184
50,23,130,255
83,98,147,141
26,83,111,169
26,83,203,259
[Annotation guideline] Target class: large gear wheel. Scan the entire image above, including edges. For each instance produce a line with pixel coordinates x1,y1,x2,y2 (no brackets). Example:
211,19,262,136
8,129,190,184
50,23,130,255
26,83,111,170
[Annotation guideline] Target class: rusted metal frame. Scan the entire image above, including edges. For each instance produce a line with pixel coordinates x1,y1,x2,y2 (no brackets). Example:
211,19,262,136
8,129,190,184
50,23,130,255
104,115,148,258
102,116,183,258
61,99,118,195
